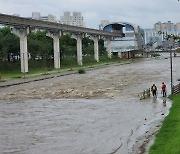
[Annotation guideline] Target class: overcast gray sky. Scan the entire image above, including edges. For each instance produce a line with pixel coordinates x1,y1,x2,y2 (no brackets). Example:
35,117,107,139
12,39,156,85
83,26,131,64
0,0,179,29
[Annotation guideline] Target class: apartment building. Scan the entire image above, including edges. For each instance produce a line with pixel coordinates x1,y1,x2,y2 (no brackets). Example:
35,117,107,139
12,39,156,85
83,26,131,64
60,11,85,27
145,21,180,45
32,12,56,22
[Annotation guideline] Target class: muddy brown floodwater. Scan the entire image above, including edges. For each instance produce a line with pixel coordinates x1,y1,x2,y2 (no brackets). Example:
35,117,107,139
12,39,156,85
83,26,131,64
0,53,179,154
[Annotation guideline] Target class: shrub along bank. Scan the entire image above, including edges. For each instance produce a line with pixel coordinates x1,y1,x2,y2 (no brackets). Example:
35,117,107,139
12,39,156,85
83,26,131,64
149,94,180,154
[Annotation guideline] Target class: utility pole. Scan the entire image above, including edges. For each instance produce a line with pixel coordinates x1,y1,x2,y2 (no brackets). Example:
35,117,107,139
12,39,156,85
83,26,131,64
169,38,174,94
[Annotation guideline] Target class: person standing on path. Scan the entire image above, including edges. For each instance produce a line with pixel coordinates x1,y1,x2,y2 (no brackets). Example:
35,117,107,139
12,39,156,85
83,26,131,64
161,82,167,97
151,84,157,98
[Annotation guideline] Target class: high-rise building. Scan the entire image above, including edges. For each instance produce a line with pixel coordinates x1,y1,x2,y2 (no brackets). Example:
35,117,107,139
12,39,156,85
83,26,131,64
175,23,180,31
154,21,176,32
99,20,109,30
154,21,162,32
32,12,41,20
32,12,56,22
144,29,162,45
40,14,56,22
144,21,180,46
60,12,85,27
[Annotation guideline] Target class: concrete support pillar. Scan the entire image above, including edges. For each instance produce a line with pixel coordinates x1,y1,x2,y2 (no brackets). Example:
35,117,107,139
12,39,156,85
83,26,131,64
71,34,84,66
46,31,62,69
12,27,29,73
120,52,123,58
121,52,125,58
89,35,100,62
128,51,132,59
106,39,112,59
125,52,128,59
118,52,122,58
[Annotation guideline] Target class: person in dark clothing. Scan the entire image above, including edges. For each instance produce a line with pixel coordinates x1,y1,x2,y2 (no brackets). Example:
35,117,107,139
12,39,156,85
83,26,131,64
151,84,157,98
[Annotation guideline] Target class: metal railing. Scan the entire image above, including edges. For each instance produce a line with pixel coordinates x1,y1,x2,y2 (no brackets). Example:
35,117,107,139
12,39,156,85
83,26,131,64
173,83,180,94
138,88,151,100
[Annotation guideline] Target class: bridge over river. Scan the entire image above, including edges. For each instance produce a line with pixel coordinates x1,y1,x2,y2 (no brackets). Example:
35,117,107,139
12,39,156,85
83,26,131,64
0,13,123,73
0,13,144,73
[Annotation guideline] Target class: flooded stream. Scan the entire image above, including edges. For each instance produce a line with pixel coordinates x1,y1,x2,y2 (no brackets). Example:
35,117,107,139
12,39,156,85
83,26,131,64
0,53,179,154
0,98,172,154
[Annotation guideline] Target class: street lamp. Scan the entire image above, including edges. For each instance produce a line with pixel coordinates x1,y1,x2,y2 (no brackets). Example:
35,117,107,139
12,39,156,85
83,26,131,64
164,38,174,95
169,46,173,94
169,38,174,94
158,31,174,94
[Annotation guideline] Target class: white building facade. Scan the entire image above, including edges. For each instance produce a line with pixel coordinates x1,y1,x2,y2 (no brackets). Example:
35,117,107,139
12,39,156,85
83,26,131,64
99,20,109,30
60,12,85,27
32,12,56,22
102,22,144,53
144,21,180,45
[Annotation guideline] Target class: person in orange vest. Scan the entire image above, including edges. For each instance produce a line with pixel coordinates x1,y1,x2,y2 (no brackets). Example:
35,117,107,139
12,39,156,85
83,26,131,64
151,84,157,98
161,82,167,97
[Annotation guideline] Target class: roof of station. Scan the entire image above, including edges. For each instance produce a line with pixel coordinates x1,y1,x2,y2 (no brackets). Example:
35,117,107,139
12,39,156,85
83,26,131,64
103,22,139,33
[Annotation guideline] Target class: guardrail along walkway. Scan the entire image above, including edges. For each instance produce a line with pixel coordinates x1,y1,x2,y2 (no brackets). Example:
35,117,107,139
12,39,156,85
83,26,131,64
173,83,180,94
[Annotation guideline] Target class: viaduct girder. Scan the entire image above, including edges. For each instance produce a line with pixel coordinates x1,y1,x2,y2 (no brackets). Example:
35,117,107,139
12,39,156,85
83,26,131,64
0,13,123,37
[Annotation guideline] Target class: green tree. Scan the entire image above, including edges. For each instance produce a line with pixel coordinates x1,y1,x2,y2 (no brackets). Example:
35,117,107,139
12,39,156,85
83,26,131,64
0,27,19,60
28,30,53,60
82,37,93,55
60,34,76,57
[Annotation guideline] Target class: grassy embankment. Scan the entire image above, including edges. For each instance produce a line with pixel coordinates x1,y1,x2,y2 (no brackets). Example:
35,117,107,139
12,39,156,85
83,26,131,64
149,94,180,154
0,56,131,80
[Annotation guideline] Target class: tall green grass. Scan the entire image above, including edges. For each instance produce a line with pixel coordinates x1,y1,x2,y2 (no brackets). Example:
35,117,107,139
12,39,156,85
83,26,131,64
0,56,130,80
149,94,180,154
